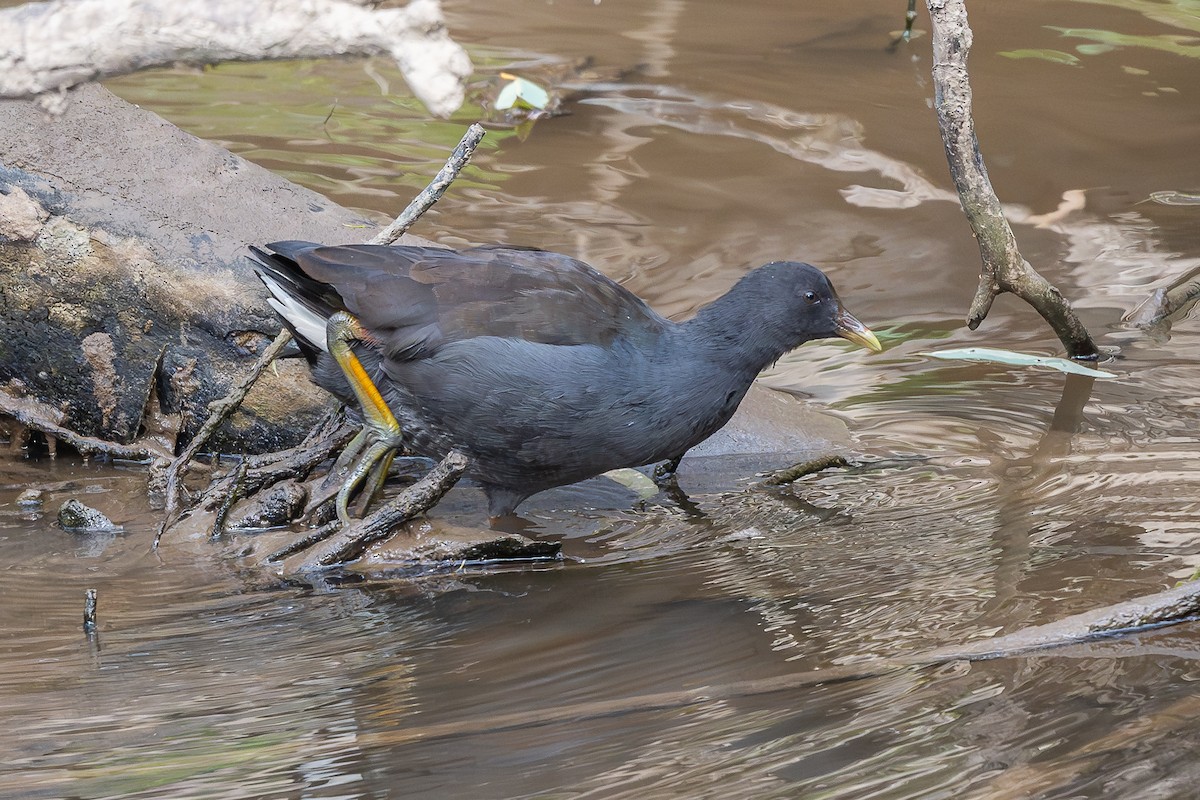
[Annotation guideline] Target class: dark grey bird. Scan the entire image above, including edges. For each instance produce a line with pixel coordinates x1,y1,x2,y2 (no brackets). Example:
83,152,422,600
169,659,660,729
251,241,881,521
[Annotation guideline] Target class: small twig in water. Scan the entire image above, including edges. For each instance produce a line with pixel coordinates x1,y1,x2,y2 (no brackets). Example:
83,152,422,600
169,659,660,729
83,588,97,632
369,123,486,245
887,0,920,50
759,454,850,486
298,449,470,569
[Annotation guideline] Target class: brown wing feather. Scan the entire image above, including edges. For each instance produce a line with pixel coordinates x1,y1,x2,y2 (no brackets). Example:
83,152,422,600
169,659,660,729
284,243,668,360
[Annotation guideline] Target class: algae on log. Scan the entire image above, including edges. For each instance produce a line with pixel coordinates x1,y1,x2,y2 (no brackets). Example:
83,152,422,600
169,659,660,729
0,84,431,453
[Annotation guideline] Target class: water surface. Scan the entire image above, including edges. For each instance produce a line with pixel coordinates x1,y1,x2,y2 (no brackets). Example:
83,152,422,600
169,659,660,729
4,0,1200,797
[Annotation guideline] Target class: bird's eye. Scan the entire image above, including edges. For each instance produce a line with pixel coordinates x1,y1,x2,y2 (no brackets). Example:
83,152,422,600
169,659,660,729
803,291,819,305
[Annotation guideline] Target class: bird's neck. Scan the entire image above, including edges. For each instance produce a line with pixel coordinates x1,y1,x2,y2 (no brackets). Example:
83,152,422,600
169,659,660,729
680,291,795,378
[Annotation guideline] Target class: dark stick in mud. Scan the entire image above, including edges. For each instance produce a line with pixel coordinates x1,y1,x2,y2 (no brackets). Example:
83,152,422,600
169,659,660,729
83,588,97,632
210,459,249,539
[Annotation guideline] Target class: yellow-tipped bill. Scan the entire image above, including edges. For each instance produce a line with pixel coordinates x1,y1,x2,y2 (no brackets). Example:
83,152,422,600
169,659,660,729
835,308,882,352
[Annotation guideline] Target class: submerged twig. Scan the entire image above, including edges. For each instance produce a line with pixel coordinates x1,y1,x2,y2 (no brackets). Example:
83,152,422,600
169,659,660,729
369,123,486,245
364,578,1200,747
925,0,1098,359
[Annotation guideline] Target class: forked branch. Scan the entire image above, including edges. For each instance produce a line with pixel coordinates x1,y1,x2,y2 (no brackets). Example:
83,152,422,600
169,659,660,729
925,0,1099,359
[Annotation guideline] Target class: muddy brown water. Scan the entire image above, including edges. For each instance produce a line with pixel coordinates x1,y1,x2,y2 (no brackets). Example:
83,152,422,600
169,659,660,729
4,0,1200,797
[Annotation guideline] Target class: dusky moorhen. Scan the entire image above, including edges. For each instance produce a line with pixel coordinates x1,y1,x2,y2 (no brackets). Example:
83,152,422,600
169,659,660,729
252,241,881,520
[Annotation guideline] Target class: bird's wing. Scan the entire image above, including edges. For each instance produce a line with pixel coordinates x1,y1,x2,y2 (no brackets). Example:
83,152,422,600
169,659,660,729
262,242,668,360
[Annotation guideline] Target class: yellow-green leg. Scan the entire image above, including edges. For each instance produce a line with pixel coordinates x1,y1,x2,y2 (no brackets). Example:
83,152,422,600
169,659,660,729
326,311,404,525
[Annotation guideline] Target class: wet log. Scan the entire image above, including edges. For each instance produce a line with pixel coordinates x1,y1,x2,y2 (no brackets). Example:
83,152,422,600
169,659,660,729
0,83,437,453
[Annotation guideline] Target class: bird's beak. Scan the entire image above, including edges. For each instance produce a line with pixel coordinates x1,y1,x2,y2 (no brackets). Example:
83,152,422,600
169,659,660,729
835,307,882,352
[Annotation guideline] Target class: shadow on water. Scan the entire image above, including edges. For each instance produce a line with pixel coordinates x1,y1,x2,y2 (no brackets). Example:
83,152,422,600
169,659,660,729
3,0,1200,796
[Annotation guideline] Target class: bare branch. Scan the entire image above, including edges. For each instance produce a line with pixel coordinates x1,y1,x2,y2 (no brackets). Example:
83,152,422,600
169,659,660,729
926,0,1099,359
370,123,487,245
0,385,168,462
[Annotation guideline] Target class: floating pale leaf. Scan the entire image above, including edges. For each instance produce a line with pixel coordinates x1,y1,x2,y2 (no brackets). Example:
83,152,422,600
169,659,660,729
999,48,1080,65
494,74,550,111
1049,26,1200,59
920,347,1117,378
1149,190,1200,206
602,467,660,499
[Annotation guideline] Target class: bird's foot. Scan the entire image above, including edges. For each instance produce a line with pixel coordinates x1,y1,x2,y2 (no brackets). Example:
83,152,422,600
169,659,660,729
653,456,683,490
648,455,708,519
333,427,405,526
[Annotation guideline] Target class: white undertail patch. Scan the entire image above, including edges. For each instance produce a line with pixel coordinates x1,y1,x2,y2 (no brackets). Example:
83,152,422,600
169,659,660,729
260,273,329,352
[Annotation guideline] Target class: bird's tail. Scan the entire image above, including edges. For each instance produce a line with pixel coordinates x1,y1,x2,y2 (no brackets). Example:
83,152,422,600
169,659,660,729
248,242,339,362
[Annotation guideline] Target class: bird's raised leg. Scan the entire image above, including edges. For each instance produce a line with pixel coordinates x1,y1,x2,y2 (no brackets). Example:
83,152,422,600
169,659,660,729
325,311,405,525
